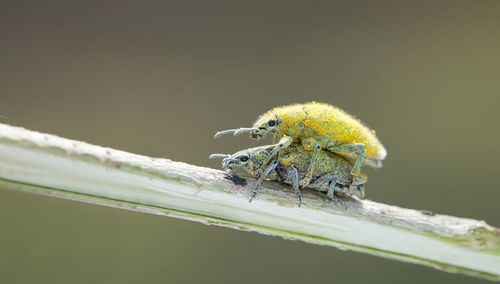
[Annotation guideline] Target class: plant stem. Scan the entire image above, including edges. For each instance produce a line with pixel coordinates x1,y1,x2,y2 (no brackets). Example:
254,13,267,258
0,123,498,281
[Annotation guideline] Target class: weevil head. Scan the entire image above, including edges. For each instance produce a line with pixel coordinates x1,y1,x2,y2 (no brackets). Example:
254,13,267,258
210,146,274,176
209,152,251,171
221,150,253,172
251,112,280,140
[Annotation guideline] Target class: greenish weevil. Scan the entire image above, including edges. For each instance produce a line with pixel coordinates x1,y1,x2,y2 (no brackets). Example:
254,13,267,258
210,143,367,207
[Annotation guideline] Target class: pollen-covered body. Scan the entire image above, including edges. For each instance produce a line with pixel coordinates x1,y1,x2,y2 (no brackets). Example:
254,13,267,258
276,144,366,199
254,102,387,161
277,144,367,196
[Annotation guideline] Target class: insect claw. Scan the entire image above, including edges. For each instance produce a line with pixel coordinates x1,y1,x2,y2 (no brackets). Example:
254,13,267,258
249,187,259,203
336,198,346,209
249,193,257,203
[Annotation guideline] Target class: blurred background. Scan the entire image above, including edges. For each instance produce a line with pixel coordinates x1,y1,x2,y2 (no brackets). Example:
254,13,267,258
1,1,499,283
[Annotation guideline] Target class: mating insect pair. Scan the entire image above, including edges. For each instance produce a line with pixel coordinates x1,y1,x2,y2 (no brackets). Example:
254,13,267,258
210,102,386,206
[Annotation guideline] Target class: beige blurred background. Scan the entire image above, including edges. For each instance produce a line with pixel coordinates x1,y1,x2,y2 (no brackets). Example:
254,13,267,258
1,1,499,283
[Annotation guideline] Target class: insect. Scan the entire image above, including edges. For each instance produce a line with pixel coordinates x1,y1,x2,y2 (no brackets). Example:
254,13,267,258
210,143,367,207
214,102,385,187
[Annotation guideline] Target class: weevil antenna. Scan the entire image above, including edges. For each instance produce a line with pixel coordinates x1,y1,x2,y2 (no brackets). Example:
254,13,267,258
208,154,231,159
213,128,257,139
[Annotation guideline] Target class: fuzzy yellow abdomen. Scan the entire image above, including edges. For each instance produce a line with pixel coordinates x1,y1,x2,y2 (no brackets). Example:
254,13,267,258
303,102,387,160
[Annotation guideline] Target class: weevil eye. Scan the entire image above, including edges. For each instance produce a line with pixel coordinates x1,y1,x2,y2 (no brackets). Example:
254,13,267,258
267,119,276,127
239,155,249,162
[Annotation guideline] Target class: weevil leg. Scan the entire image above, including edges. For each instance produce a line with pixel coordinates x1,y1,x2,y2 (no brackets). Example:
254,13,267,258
356,185,366,199
290,165,303,207
343,174,367,199
269,136,293,157
299,139,321,188
249,160,278,203
326,174,345,208
344,184,363,199
310,173,331,189
314,172,344,208
327,143,366,176
310,172,344,208
348,182,356,196
299,146,321,188
257,136,292,176
326,174,337,200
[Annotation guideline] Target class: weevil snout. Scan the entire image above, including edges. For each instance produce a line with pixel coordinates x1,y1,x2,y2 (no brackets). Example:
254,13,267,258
222,157,234,170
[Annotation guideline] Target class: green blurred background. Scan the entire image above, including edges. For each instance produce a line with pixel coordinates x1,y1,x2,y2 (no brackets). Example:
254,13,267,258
1,1,499,283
